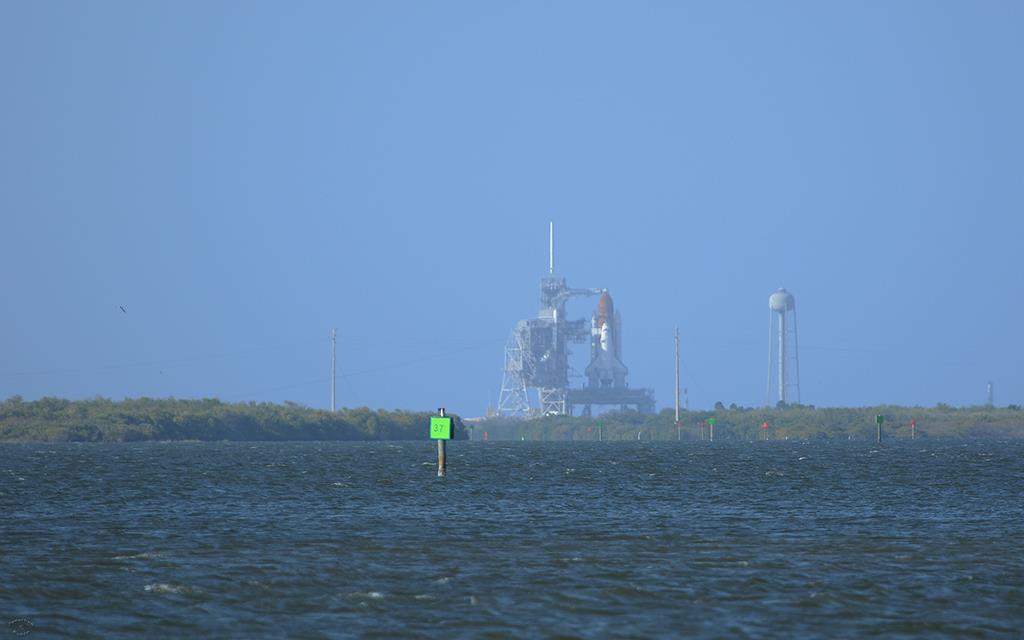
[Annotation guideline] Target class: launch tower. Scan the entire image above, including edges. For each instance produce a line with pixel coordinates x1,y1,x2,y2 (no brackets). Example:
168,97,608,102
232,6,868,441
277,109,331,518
497,224,654,417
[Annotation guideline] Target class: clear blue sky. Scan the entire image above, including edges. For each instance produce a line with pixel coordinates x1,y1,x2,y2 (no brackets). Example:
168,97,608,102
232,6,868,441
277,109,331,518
2,1,1022,413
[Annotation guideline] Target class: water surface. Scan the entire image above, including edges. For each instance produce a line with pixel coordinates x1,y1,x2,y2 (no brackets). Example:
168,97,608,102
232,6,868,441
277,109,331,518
2,440,1022,637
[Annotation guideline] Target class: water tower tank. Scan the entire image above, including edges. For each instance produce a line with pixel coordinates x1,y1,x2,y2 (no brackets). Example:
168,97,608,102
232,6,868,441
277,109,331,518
769,288,795,312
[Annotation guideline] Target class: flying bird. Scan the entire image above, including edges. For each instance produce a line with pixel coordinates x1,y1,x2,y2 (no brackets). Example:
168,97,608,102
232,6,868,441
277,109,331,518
119,306,127,314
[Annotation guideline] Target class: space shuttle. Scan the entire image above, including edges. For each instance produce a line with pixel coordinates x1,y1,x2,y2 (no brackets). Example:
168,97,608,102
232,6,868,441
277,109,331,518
585,291,628,389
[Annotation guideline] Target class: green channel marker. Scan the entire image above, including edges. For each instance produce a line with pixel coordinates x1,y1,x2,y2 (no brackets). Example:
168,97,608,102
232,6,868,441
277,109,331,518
430,416,453,440
875,415,884,425
708,417,717,426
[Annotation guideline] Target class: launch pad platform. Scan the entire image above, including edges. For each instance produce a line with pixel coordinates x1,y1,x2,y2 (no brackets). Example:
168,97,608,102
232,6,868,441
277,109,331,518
565,387,656,416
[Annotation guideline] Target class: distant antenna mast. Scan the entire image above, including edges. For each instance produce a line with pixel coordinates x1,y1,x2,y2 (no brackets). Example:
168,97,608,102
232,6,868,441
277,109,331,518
331,328,337,412
674,326,681,440
549,221,554,275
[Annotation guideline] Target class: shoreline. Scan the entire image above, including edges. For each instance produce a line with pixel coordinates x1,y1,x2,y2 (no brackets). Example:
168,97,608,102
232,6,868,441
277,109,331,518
1,396,1022,443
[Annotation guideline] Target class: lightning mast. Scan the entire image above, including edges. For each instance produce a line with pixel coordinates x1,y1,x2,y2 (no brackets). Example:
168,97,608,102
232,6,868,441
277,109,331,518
549,221,554,275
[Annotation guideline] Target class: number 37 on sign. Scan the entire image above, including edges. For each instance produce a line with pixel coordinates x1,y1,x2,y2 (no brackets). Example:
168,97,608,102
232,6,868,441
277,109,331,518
430,416,453,440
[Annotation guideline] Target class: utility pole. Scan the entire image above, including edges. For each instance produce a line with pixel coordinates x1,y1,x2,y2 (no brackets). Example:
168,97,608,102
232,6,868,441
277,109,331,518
331,328,337,412
674,326,681,441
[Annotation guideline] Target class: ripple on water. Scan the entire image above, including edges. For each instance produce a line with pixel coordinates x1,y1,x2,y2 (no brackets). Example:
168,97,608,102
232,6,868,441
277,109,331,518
0,440,1021,637
143,583,191,595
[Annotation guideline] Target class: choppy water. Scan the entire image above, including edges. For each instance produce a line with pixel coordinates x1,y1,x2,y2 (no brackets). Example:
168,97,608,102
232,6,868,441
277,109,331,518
2,440,1022,638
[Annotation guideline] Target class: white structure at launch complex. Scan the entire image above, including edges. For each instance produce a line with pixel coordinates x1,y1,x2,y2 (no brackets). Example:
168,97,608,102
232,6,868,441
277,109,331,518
585,291,627,389
497,223,655,417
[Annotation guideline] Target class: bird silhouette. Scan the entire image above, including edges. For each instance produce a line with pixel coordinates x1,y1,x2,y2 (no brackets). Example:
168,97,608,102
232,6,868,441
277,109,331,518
119,306,127,314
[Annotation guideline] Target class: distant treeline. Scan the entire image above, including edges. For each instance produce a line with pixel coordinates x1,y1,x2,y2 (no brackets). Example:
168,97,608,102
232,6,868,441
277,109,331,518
3,397,1022,443
0,396,468,443
477,403,1024,441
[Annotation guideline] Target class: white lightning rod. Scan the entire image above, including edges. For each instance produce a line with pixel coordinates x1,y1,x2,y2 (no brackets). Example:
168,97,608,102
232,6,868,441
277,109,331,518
549,221,554,275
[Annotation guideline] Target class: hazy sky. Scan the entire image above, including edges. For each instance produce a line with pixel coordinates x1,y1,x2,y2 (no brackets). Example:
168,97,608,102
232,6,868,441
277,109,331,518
2,1,1022,414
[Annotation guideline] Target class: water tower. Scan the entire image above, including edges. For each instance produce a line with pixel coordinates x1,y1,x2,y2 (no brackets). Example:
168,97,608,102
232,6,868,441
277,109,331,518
767,288,801,406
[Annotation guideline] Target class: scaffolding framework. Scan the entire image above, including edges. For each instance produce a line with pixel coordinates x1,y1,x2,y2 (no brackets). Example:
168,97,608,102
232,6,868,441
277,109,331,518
497,322,532,416
539,387,567,416
497,276,599,417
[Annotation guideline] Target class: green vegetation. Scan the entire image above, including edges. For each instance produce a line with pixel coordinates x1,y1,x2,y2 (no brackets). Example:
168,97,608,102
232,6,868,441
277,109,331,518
0,396,468,443
477,404,1024,441
3,397,1021,443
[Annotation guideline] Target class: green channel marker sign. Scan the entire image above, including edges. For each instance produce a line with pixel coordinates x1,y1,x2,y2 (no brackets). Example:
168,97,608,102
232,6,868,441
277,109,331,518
875,415,884,425
430,416,453,440
707,417,717,426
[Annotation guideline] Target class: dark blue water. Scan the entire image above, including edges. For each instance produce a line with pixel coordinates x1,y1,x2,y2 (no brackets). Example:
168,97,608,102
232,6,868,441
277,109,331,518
2,440,1022,638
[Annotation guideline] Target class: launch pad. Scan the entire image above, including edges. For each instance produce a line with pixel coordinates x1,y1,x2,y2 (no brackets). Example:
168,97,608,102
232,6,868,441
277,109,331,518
566,387,655,416
497,225,655,417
